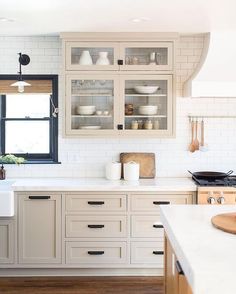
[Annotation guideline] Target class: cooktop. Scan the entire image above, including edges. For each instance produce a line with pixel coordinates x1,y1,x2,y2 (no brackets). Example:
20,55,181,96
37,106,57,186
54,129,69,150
192,176,236,186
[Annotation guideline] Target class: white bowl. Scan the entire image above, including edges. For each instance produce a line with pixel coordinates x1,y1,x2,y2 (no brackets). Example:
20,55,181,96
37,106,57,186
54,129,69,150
134,86,159,94
79,125,101,130
138,105,158,115
77,105,96,115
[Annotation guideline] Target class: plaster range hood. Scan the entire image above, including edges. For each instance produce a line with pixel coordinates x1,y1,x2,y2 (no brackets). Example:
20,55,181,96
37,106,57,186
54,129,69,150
184,31,236,97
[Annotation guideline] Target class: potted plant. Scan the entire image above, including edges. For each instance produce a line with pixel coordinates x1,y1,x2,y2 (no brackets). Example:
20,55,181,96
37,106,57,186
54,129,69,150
0,154,26,180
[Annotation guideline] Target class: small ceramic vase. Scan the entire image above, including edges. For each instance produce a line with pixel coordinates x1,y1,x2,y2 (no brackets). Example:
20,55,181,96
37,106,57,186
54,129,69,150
79,50,93,65
96,52,110,65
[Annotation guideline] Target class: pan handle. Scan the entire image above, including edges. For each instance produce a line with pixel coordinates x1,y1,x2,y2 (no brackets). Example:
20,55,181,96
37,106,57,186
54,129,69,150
226,170,233,176
187,170,194,176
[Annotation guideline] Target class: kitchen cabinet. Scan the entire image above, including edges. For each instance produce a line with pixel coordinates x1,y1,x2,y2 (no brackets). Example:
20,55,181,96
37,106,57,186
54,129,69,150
18,193,62,264
65,73,173,136
65,40,173,72
0,189,195,276
0,219,14,264
165,235,193,294
61,32,177,138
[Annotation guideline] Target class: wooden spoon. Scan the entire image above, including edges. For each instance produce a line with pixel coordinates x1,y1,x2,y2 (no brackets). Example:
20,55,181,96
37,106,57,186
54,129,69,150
199,119,208,152
194,120,200,150
189,120,195,153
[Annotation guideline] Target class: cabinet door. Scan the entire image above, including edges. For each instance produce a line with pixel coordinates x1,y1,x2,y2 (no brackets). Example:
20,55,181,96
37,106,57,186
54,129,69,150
18,194,61,264
165,236,177,294
65,74,120,136
119,75,174,137
65,42,119,71
0,220,14,264
120,42,173,71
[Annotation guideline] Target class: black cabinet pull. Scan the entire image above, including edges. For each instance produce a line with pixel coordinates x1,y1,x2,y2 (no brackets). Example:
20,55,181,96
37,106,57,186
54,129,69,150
117,59,123,65
88,225,105,229
117,124,123,130
153,251,164,255
29,196,51,200
153,201,170,205
153,224,163,229
88,251,104,255
88,201,105,205
175,260,184,275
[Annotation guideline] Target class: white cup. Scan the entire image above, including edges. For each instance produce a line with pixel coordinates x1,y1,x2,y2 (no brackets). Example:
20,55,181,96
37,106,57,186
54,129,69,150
123,161,140,181
105,162,121,180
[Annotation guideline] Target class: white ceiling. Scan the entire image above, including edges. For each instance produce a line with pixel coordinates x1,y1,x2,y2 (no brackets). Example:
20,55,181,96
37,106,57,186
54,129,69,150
0,0,236,35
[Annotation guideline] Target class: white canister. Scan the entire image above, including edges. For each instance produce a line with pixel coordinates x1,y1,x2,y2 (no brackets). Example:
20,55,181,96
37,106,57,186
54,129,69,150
123,161,140,181
105,162,121,180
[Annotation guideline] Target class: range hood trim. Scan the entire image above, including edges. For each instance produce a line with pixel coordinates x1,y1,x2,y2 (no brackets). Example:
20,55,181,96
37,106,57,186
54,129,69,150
183,33,210,98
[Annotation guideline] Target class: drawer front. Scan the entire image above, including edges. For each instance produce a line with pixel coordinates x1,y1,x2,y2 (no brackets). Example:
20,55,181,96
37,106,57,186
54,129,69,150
66,241,127,264
131,194,190,212
131,215,164,238
131,241,164,265
65,194,127,212
66,215,127,238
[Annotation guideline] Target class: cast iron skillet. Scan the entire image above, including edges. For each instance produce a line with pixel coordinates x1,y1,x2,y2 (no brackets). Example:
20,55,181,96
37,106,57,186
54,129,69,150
188,170,233,180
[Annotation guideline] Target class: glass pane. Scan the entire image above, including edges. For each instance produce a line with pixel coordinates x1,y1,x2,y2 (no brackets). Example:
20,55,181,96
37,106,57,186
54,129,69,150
124,80,168,130
125,47,168,66
71,47,114,65
6,94,50,118
5,121,50,153
71,79,114,130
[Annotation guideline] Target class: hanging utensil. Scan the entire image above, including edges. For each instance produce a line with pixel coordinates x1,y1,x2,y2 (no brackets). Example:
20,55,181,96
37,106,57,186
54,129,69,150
189,119,196,153
199,118,208,152
193,119,199,151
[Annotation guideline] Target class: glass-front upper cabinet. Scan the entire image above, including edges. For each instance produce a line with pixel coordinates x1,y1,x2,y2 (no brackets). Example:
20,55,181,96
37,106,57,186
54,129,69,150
120,42,173,71
120,75,173,136
65,42,119,71
65,75,119,135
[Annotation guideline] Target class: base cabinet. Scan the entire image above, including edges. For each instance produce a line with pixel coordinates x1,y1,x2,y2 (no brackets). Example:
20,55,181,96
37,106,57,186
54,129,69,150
18,193,62,264
0,220,14,264
165,235,193,294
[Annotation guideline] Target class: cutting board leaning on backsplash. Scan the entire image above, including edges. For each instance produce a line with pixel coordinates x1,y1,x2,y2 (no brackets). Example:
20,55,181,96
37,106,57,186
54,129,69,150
120,153,156,179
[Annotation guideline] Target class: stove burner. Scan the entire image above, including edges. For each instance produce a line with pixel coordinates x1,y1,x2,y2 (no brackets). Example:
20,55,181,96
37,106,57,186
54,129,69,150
192,176,236,186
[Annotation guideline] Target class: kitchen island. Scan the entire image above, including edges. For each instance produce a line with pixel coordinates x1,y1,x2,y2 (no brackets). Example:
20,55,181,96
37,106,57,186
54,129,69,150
160,205,236,294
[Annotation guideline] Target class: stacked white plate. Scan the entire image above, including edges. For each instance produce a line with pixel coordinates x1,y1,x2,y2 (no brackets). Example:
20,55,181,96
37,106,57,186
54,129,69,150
76,105,96,115
134,86,159,94
138,105,158,115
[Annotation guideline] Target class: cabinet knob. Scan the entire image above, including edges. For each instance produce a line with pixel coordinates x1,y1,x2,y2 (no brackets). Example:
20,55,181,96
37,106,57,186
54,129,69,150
88,201,105,205
153,201,170,205
153,251,164,255
88,251,104,255
117,124,123,130
29,196,51,200
88,225,105,229
117,59,123,65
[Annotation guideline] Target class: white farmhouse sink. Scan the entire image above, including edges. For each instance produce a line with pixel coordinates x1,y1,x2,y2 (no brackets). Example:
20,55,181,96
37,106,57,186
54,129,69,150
0,180,15,217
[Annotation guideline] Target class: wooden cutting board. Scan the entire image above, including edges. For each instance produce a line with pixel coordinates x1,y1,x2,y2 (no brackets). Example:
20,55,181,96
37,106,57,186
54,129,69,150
211,212,236,234
120,153,156,179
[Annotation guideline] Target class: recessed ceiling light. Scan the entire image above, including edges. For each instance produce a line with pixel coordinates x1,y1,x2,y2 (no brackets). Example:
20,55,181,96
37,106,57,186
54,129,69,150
130,17,150,23
0,17,14,22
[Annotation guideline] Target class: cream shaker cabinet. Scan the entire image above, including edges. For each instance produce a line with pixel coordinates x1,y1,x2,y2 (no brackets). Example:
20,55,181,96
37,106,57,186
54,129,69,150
61,33,177,138
18,194,62,264
0,219,14,264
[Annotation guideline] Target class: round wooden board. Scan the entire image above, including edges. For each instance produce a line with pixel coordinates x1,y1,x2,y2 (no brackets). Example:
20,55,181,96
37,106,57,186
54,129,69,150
211,212,236,234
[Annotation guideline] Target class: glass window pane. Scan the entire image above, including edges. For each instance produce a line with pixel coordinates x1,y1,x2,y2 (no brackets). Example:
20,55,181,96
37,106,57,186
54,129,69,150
5,121,50,154
6,94,50,118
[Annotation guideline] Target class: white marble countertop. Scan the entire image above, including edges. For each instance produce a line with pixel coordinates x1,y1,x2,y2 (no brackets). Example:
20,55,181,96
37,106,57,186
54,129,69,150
1,177,197,192
160,205,236,294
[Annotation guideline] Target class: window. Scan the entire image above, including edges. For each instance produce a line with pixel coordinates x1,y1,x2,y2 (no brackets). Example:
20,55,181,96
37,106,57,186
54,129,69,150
0,75,58,163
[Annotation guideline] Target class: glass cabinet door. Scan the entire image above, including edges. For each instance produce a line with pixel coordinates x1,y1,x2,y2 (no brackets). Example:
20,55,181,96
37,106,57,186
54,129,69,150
66,42,119,71
120,75,173,136
66,75,119,135
120,42,173,71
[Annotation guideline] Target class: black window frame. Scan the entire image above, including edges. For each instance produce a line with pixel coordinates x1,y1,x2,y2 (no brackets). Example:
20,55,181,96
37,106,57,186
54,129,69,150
0,74,59,164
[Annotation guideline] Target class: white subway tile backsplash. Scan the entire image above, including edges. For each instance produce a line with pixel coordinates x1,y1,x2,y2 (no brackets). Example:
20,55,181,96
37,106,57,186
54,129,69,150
0,35,236,178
